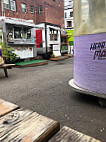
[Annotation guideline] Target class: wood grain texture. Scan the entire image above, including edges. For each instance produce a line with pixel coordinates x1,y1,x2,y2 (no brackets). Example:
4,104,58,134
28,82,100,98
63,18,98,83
0,109,60,142
0,64,15,68
0,99,19,117
50,56,68,61
49,126,102,142
64,54,74,58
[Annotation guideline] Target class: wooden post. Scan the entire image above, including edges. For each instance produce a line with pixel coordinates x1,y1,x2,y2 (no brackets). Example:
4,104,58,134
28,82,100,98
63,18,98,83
4,67,8,77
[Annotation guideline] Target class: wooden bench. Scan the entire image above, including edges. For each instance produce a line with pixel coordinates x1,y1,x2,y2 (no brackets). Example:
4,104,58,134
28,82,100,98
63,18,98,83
49,126,101,142
0,99,19,117
0,64,15,77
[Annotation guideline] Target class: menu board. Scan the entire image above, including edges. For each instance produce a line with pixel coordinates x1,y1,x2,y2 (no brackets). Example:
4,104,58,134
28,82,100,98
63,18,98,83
14,46,33,59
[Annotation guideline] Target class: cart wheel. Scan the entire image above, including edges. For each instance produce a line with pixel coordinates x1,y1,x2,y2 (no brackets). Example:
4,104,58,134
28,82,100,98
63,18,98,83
98,98,106,107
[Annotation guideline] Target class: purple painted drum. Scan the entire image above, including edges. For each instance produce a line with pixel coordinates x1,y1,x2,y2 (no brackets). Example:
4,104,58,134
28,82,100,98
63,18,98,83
74,33,106,95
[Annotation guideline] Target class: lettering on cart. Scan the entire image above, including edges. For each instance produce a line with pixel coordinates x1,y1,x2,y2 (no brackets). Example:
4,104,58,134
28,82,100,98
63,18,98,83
93,49,106,60
90,41,106,60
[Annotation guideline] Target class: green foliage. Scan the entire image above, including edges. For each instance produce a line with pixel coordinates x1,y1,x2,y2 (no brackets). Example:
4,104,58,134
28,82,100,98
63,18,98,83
0,42,19,63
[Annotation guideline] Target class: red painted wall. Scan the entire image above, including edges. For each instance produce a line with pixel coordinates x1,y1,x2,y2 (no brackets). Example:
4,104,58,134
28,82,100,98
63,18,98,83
36,30,42,48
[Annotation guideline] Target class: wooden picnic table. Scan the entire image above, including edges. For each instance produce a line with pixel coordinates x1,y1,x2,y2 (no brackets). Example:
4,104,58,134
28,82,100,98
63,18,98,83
0,64,15,77
0,99,19,117
0,99,60,142
49,126,101,142
0,99,102,142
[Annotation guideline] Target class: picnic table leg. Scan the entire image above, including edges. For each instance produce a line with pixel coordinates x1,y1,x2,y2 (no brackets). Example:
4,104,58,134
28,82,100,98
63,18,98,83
4,67,8,77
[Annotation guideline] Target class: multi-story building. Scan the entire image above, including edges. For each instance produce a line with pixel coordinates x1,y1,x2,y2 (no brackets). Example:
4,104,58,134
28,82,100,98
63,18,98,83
64,0,74,29
35,0,64,28
64,0,74,54
0,0,64,58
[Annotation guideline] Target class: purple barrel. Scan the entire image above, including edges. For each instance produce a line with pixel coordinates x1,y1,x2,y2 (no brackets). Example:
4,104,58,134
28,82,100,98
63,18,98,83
73,0,106,96
74,33,106,95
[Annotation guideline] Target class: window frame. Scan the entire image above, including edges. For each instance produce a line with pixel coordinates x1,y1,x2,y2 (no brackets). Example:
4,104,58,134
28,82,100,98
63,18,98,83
30,6,34,14
21,3,27,14
67,21,72,27
3,0,10,10
49,28,58,41
70,12,73,17
65,12,67,18
38,5,43,14
10,0,16,11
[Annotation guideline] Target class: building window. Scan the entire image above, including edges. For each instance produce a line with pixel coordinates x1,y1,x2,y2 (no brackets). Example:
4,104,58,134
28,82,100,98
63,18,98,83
21,3,27,13
49,28,58,41
70,12,73,17
3,0,10,9
65,12,67,18
38,5,43,14
53,0,56,2
67,21,72,27
3,0,16,11
30,6,34,14
35,7,37,13
10,0,16,11
14,27,23,39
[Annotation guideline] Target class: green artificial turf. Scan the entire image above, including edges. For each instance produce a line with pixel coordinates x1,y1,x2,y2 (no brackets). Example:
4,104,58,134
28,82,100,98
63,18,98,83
15,60,47,66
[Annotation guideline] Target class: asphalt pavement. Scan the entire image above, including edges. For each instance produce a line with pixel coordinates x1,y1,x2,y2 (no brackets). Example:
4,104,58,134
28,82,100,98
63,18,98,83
0,58,106,142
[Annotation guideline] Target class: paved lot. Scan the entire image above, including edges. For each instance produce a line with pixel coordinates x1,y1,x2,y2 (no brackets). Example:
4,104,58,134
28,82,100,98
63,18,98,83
0,58,106,142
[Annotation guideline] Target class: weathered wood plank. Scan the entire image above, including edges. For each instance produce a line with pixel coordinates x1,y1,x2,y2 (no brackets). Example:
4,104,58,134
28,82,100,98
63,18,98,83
0,99,19,117
49,126,101,142
64,54,74,58
50,56,68,61
0,64,15,68
0,109,60,142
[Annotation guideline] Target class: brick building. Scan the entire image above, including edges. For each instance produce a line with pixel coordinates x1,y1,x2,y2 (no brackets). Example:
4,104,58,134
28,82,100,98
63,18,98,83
0,0,64,58
0,0,64,27
0,0,36,23
35,0,64,28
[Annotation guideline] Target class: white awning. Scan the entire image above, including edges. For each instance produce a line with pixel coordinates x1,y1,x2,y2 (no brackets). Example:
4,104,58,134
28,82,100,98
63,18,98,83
0,17,35,27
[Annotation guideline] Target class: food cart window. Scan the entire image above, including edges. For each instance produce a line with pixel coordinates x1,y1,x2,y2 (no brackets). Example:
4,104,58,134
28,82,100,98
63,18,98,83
49,28,58,41
14,27,22,39
7,27,13,41
23,28,31,39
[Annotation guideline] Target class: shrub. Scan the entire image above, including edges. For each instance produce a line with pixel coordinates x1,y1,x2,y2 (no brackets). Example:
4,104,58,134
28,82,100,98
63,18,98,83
0,42,19,63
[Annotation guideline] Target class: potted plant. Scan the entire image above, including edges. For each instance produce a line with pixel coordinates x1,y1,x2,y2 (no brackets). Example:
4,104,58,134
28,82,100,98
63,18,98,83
0,42,19,64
